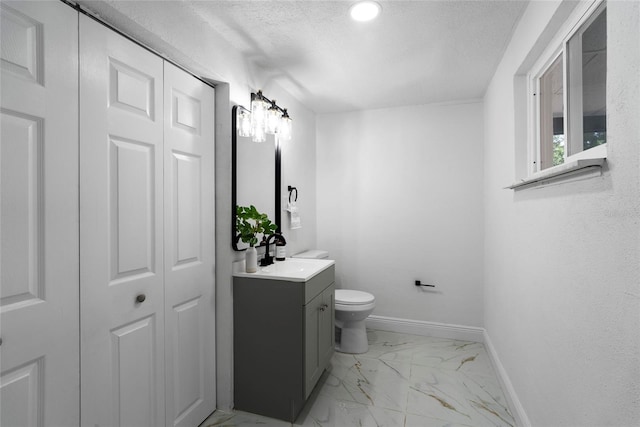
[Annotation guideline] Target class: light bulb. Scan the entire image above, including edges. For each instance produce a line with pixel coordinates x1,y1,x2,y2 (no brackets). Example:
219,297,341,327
350,1,381,22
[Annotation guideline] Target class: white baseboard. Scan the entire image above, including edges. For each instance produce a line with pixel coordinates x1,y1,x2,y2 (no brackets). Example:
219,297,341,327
364,315,530,427
483,330,531,427
365,315,485,343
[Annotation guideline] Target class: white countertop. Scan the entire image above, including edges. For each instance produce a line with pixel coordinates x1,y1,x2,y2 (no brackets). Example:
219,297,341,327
233,258,335,282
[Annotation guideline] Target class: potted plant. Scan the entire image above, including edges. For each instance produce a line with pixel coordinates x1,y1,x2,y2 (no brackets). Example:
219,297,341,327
236,205,278,272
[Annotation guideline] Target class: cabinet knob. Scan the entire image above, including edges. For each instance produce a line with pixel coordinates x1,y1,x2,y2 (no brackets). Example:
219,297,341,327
136,294,146,304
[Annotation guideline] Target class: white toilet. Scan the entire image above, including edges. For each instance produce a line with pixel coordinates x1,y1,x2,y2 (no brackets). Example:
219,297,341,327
292,250,376,354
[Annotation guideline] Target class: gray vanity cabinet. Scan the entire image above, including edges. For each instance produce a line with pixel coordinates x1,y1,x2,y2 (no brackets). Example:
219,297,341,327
233,265,335,422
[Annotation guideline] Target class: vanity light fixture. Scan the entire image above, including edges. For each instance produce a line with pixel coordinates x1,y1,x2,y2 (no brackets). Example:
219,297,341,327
350,1,381,22
236,90,293,143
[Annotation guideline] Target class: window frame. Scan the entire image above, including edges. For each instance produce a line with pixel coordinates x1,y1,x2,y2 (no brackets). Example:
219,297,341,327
527,0,607,178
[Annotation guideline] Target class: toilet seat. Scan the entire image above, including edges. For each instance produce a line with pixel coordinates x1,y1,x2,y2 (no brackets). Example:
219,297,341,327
335,289,375,305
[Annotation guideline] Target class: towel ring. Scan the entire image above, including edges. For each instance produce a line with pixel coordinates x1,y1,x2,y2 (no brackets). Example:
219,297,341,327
287,185,298,203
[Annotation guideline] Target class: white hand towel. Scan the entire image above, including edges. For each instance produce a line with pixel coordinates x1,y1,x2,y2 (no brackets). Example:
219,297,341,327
288,201,302,229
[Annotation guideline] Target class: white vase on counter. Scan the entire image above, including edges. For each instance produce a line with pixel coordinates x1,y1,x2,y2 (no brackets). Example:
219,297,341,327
245,246,258,273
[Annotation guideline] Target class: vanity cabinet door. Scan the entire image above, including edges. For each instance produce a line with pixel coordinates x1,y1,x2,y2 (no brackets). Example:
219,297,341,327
319,285,335,370
304,283,335,398
304,292,323,396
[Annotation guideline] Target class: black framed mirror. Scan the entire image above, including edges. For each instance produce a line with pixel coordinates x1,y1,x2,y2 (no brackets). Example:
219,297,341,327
232,105,281,251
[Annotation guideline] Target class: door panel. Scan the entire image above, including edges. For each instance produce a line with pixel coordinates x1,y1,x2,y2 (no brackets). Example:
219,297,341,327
0,111,43,307
164,63,215,427
172,151,201,266
109,136,157,282
0,3,43,84
109,58,156,119
0,358,43,427
111,315,158,427
0,1,79,425
172,297,203,417
80,15,165,427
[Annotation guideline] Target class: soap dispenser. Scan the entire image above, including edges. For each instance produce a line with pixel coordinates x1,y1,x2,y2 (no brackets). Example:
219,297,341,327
275,233,287,261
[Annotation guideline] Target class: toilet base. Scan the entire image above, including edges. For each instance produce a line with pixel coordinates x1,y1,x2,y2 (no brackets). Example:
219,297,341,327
335,319,369,354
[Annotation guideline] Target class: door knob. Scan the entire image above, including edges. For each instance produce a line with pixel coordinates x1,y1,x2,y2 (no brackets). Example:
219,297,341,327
136,294,146,304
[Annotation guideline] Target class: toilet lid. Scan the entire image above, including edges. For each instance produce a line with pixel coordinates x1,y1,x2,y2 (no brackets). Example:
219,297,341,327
335,289,375,305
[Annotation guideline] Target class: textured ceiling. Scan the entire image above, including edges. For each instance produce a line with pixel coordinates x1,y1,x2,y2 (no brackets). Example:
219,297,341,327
77,0,528,113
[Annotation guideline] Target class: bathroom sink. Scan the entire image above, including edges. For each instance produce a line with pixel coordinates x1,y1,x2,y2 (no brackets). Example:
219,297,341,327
233,258,335,282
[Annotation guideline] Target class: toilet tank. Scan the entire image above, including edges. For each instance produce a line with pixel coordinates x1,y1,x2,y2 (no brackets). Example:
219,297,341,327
292,249,329,259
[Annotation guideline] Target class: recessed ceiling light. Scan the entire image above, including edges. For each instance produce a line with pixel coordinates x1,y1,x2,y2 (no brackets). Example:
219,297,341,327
350,1,381,22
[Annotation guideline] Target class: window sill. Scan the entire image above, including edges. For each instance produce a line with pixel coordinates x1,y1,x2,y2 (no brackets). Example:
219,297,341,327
506,157,606,190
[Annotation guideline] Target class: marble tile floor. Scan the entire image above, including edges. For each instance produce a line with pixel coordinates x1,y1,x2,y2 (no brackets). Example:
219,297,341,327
201,329,516,427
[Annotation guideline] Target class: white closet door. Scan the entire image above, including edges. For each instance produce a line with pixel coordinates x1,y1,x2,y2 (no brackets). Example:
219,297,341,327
80,16,165,427
163,63,216,427
0,1,79,426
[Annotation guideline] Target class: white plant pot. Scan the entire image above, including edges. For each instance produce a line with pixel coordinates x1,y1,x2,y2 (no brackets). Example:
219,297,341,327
245,246,258,273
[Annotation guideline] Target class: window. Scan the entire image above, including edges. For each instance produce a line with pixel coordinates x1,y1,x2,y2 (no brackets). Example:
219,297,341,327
530,1,606,173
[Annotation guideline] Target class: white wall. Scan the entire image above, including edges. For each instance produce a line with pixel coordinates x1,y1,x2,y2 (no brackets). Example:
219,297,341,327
74,0,318,410
317,102,484,327
483,1,640,425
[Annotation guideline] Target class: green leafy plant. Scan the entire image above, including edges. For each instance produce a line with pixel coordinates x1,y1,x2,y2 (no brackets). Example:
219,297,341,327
236,205,278,247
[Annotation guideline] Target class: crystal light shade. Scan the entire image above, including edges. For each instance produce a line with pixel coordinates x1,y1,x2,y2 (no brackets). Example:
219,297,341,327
237,108,252,137
251,92,267,143
278,110,292,141
252,123,266,143
266,101,281,134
